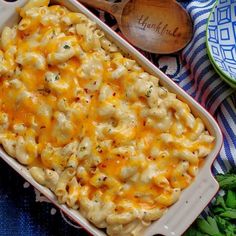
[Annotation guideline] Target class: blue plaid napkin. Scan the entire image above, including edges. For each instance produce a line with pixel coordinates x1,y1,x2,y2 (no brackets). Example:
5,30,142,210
0,0,235,235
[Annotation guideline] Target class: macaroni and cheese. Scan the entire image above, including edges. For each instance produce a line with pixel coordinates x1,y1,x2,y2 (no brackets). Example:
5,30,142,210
0,1,215,235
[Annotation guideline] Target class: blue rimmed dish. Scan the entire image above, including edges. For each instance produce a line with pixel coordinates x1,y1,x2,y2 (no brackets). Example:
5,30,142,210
206,0,236,88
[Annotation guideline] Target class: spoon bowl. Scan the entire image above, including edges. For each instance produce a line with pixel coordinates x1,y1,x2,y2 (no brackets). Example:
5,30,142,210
78,0,193,54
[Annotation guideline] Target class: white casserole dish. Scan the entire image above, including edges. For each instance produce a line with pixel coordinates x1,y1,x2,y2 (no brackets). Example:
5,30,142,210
0,0,223,235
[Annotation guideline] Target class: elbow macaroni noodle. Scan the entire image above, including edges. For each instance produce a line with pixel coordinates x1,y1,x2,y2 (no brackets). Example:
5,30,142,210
0,2,215,236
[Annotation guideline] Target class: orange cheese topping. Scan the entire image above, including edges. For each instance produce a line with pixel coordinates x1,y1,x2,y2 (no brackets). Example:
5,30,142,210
0,4,215,220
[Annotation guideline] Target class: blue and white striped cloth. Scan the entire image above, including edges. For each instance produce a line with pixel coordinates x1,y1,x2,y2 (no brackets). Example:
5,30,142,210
178,0,236,174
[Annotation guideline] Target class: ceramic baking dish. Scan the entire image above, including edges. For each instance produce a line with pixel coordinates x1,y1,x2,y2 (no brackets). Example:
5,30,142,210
0,0,223,235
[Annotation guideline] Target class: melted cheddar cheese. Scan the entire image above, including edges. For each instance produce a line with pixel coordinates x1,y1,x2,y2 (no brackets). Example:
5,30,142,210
0,2,215,236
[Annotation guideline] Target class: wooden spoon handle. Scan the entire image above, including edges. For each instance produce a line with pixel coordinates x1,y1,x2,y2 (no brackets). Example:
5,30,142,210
78,0,117,15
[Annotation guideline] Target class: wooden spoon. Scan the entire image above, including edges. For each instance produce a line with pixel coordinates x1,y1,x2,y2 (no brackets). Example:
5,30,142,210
78,0,193,54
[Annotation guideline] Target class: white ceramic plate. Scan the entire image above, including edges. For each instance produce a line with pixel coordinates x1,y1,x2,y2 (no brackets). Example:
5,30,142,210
0,1,223,235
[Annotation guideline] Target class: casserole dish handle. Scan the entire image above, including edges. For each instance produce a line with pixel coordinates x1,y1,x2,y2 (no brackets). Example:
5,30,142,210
144,171,219,236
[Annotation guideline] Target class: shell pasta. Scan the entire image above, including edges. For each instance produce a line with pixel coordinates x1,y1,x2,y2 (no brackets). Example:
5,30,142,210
0,2,215,236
